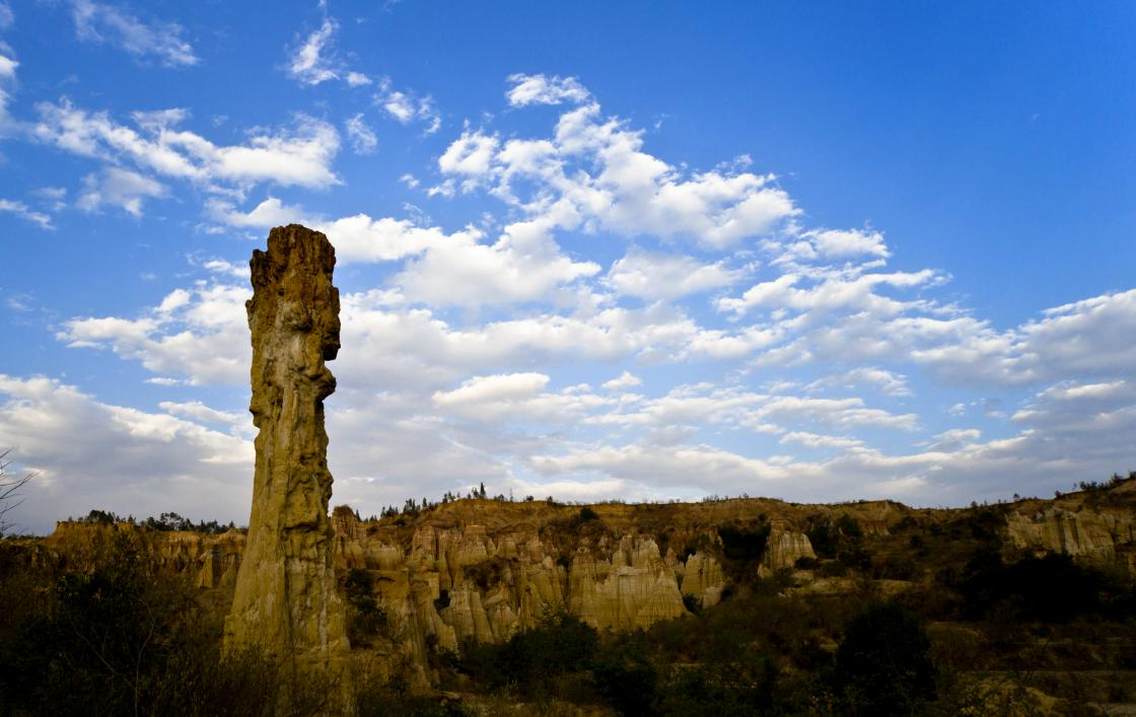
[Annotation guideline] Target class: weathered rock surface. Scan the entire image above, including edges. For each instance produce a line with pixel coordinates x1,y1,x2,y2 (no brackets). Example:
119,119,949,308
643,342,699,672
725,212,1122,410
25,479,1135,691
1006,503,1136,570
680,551,725,607
760,522,816,576
224,225,350,695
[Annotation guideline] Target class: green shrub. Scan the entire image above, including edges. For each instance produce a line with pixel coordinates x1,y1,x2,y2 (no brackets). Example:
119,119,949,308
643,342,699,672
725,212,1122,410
833,602,936,716
718,520,771,581
958,552,1110,622
344,568,388,645
456,611,599,698
592,636,659,715
0,532,282,716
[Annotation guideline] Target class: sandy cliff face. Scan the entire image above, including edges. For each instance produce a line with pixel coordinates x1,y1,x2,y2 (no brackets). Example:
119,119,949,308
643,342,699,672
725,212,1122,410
760,522,817,575
1004,496,1136,572
331,513,699,654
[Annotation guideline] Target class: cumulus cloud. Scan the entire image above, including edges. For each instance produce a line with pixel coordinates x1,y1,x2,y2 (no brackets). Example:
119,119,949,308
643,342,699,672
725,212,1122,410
777,228,890,263
0,375,250,532
207,196,306,228
805,367,912,397
77,166,166,216
33,101,341,192
506,73,591,107
69,0,198,67
529,380,1136,505
434,98,799,249
606,247,744,301
7,72,1134,528
59,282,251,386
602,371,641,391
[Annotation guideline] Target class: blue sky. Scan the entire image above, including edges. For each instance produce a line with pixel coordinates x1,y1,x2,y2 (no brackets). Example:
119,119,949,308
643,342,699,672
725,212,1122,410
1,0,1134,532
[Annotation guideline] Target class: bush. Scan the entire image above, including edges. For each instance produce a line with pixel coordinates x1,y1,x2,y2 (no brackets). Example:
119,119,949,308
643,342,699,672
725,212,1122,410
578,506,600,523
456,611,599,698
592,636,659,715
718,520,771,581
833,602,936,716
655,652,780,716
0,532,281,715
344,568,387,645
958,553,1109,622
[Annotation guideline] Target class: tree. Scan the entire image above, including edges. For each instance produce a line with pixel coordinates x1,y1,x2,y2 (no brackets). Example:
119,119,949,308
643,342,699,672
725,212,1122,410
834,602,936,716
0,449,34,536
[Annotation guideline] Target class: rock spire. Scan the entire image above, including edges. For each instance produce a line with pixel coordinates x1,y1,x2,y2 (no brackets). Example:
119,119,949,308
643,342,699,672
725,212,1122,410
224,225,351,706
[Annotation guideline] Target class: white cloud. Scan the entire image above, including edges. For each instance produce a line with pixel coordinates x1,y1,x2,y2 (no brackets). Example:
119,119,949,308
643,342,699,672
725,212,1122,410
779,431,864,449
209,203,591,298
10,71,1134,525
77,167,166,216
207,196,306,228
436,97,800,249
528,379,1136,504
33,101,341,191
288,17,339,85
394,218,601,307
345,113,378,154
59,282,251,386
158,400,249,433
320,214,463,263
0,198,53,229
607,247,743,301
434,372,550,406
375,78,441,133
506,73,591,107
0,375,250,532
717,268,940,317
69,0,198,67
805,367,912,397
437,129,498,176
0,48,16,127
0,52,15,80
201,258,251,279
430,373,614,422
0,3,13,30
602,371,641,391
345,71,371,87
777,228,890,262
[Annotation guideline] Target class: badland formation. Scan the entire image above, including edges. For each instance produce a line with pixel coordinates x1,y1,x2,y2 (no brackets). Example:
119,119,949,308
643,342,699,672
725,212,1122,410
0,226,1133,715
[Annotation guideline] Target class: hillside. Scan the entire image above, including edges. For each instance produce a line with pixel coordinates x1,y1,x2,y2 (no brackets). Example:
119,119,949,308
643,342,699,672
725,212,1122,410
2,476,1134,715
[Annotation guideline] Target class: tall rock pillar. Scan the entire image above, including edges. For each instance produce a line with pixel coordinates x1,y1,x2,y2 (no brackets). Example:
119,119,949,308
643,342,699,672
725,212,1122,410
225,225,351,707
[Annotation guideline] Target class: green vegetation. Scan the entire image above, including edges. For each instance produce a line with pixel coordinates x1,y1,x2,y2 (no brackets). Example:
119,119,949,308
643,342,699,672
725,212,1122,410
0,532,279,716
69,508,235,534
344,568,388,646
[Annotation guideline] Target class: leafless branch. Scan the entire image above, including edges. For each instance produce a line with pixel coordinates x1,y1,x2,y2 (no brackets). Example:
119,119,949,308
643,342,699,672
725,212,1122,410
0,448,36,536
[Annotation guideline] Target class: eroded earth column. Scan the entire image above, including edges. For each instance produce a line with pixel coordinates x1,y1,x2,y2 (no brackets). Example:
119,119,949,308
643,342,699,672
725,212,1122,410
225,224,351,707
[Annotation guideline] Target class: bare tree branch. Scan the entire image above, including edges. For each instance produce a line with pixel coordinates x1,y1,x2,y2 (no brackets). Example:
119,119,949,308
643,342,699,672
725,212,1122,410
0,448,36,536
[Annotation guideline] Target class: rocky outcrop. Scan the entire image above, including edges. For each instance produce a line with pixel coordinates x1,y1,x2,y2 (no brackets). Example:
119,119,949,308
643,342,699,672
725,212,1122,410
224,226,351,700
1006,505,1136,567
28,478,1134,693
680,551,726,608
569,535,687,630
760,522,816,576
